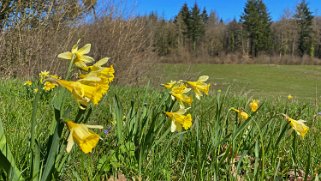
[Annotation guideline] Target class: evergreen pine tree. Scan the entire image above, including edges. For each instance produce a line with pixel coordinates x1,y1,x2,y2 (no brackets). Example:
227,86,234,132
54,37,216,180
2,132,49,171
240,0,272,57
189,3,205,52
257,0,272,52
201,8,209,24
174,3,190,46
295,0,314,56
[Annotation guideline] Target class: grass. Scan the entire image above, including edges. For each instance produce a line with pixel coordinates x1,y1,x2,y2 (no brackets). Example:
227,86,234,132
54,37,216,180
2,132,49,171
158,64,321,100
1,64,321,180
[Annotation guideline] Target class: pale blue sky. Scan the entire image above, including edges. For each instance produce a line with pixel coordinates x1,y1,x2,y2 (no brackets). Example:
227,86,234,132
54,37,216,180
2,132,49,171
122,0,320,21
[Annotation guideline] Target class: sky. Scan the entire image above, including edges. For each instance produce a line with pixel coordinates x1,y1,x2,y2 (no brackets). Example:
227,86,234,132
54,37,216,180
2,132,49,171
124,0,321,22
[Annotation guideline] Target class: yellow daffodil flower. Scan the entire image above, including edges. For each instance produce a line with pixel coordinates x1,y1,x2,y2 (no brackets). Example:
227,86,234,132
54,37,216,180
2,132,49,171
39,70,50,83
281,114,309,138
249,99,259,112
170,84,192,108
58,41,94,70
165,109,192,132
186,75,210,100
47,78,109,107
287,94,293,100
66,120,103,153
230,108,249,122
43,82,57,92
24,80,32,86
161,80,177,89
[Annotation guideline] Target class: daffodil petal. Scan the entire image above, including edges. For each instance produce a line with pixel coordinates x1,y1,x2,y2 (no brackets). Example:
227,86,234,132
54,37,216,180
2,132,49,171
77,44,91,55
176,108,187,115
182,88,191,94
198,75,209,82
75,61,89,70
176,123,183,132
171,121,176,132
94,57,109,67
79,55,95,63
85,125,104,129
66,131,75,153
72,83,85,97
79,75,101,83
58,52,73,60
71,44,78,53
179,102,185,109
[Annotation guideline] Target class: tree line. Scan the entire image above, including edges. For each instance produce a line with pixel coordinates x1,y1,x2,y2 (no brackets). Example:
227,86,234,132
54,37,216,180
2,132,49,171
1,0,321,78
147,0,321,60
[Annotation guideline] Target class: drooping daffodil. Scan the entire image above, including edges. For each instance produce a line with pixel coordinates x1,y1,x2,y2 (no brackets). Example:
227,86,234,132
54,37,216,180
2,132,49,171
230,108,249,122
165,108,192,132
186,75,210,100
66,120,103,153
47,77,110,108
281,114,309,138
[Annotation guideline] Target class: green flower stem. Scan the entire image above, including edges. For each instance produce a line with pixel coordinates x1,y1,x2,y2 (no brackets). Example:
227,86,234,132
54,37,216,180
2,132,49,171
65,55,75,80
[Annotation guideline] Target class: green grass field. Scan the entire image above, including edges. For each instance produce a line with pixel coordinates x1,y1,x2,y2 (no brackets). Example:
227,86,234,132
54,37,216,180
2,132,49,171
1,64,321,180
159,64,321,100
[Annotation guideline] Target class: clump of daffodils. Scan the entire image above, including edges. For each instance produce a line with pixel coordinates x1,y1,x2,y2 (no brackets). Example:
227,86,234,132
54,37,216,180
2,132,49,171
47,41,115,109
162,75,210,132
38,40,114,153
53,40,114,153
23,71,59,99
281,114,309,138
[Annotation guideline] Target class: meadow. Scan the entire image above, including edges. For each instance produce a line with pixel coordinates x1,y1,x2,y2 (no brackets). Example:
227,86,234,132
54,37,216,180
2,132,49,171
1,61,321,180
159,64,321,99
